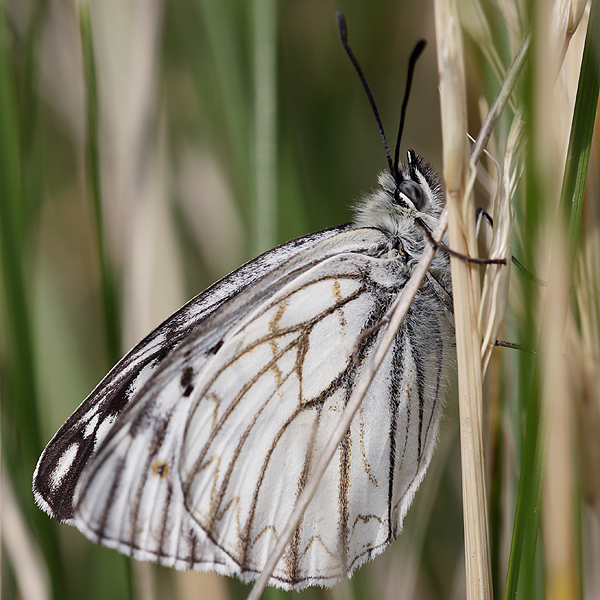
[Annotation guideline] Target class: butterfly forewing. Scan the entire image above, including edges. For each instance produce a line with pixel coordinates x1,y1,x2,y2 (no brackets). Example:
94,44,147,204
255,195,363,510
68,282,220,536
33,225,355,522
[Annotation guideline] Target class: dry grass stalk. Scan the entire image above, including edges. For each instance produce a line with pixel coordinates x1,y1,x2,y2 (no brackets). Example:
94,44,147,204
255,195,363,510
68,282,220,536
1,471,51,600
434,0,492,598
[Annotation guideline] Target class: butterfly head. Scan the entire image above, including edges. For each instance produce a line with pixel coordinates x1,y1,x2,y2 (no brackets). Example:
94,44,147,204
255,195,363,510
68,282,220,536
352,149,443,237
391,149,441,213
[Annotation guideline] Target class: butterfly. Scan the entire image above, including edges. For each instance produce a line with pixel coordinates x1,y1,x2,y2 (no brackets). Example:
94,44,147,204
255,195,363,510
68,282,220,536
33,17,455,592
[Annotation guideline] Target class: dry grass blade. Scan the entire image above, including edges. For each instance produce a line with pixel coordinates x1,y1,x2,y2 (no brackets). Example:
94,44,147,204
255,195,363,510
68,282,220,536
434,0,492,598
480,111,524,374
552,0,590,80
1,470,51,600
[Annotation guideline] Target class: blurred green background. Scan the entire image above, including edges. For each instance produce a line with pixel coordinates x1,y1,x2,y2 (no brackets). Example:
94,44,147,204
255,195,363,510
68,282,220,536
1,0,598,599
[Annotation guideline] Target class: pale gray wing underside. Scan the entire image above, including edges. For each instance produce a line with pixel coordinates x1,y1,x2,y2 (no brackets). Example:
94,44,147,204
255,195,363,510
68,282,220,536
71,230,453,589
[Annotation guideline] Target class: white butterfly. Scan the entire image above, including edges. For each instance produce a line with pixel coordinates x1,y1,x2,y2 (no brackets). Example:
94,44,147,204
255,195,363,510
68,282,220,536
33,152,454,590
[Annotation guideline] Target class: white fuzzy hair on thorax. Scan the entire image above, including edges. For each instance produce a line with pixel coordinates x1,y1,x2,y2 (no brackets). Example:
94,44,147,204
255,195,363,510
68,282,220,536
352,155,447,270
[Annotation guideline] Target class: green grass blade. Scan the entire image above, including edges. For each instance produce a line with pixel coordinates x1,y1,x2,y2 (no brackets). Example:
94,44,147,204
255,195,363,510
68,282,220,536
0,3,63,598
559,0,600,262
504,2,600,598
252,0,277,254
79,2,121,367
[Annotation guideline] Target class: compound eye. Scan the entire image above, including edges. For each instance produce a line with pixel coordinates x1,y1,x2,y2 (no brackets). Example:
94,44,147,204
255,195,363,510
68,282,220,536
398,180,425,210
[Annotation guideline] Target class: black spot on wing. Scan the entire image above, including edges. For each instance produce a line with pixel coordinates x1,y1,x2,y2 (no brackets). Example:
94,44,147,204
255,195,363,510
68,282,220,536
180,367,195,397
208,340,224,355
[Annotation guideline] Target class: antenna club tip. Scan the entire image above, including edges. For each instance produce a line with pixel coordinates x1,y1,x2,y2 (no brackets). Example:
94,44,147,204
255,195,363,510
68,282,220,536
336,11,348,41
413,40,427,59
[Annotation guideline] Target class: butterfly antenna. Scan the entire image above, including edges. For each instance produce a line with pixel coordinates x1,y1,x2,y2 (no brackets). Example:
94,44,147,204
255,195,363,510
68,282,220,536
336,12,394,176
393,40,426,181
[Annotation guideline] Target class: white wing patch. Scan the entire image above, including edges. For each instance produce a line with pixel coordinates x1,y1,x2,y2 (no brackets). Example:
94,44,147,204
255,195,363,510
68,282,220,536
51,443,80,490
83,415,100,439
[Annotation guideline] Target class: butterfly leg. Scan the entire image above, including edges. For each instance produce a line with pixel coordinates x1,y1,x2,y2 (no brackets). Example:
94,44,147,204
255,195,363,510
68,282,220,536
475,208,546,285
414,216,507,265
475,207,494,237
494,339,536,353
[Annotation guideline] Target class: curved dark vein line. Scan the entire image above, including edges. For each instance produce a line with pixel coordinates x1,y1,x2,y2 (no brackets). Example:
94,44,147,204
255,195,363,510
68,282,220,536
195,282,366,395
187,529,198,569
190,368,349,571
337,345,362,574
184,334,307,486
350,512,385,536
234,272,365,329
338,430,351,572
391,342,447,519
396,332,411,475
86,445,129,543
158,480,174,555
207,364,299,532
286,405,323,581
285,313,321,581
406,318,426,464
422,315,444,450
